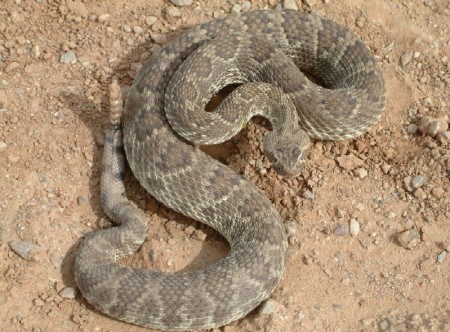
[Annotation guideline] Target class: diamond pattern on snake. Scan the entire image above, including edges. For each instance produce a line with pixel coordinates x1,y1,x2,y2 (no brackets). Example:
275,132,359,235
75,9,385,331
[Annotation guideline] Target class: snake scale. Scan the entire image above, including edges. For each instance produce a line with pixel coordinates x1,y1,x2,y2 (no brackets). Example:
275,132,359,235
75,10,385,331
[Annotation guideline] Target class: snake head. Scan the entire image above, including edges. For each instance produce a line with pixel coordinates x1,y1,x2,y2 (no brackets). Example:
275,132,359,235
263,129,311,177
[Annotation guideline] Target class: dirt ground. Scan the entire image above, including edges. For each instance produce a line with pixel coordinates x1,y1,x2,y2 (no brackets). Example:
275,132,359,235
0,0,449,331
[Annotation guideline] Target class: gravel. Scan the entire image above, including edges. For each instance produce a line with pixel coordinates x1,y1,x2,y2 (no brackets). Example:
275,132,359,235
59,287,77,299
170,0,193,6
334,224,349,236
437,251,446,264
9,241,40,260
349,219,360,237
400,51,414,66
60,51,76,64
396,229,420,249
259,299,280,314
411,175,425,189
284,0,299,10
145,16,157,26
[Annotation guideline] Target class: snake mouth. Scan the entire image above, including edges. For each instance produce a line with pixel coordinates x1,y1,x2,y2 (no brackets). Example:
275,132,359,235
272,164,303,178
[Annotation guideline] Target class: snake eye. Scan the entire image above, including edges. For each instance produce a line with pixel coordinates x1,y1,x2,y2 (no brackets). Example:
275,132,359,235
292,147,302,160
274,148,284,160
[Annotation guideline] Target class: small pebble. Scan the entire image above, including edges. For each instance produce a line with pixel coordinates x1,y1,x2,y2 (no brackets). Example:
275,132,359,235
437,251,446,264
334,224,349,236
97,13,110,23
349,219,360,237
396,229,420,250
145,16,157,26
5,62,20,73
259,299,279,315
149,249,158,262
0,142,7,152
400,51,414,66
170,0,193,6
8,155,20,163
133,26,143,35
284,220,296,237
77,196,87,205
411,175,425,189
150,33,167,44
284,0,299,10
167,7,181,17
336,154,364,171
406,123,418,134
59,287,77,299
9,241,40,260
302,190,315,200
230,4,241,14
379,319,391,331
240,1,251,11
60,51,76,64
418,115,449,137
354,168,368,179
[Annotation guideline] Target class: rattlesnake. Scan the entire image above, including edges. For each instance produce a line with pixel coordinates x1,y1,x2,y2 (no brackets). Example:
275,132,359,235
75,10,385,331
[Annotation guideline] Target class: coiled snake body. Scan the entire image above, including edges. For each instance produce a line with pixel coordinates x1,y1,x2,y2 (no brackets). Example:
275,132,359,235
75,10,385,330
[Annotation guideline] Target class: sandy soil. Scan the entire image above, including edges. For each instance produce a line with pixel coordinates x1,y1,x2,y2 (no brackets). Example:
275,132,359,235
0,0,449,331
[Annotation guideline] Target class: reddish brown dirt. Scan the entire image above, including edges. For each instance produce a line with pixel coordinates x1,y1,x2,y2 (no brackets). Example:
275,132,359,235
0,1,449,331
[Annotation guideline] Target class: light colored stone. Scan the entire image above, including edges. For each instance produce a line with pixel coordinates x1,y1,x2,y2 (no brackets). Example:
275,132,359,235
284,0,298,10
170,0,193,6
59,287,77,299
349,219,360,237
60,51,76,64
397,229,420,250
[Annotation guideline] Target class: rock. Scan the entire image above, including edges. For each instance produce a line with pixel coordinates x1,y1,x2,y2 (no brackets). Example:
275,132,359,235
396,229,420,249
230,4,241,14
284,0,298,10
149,249,158,262
170,0,193,6
5,62,20,73
240,1,251,11
353,168,368,179
349,219,360,237
436,131,449,144
334,224,349,236
167,6,181,17
60,51,76,64
32,45,42,58
414,188,426,200
77,196,87,205
97,13,110,23
411,175,425,189
302,0,316,6
406,123,418,134
0,141,7,152
7,155,19,163
400,51,414,66
259,299,280,315
9,241,40,260
437,251,446,264
431,186,445,199
150,33,166,44
417,115,449,137
145,16,157,26
284,220,297,237
59,287,77,299
133,26,143,35
302,190,315,199
336,154,365,171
